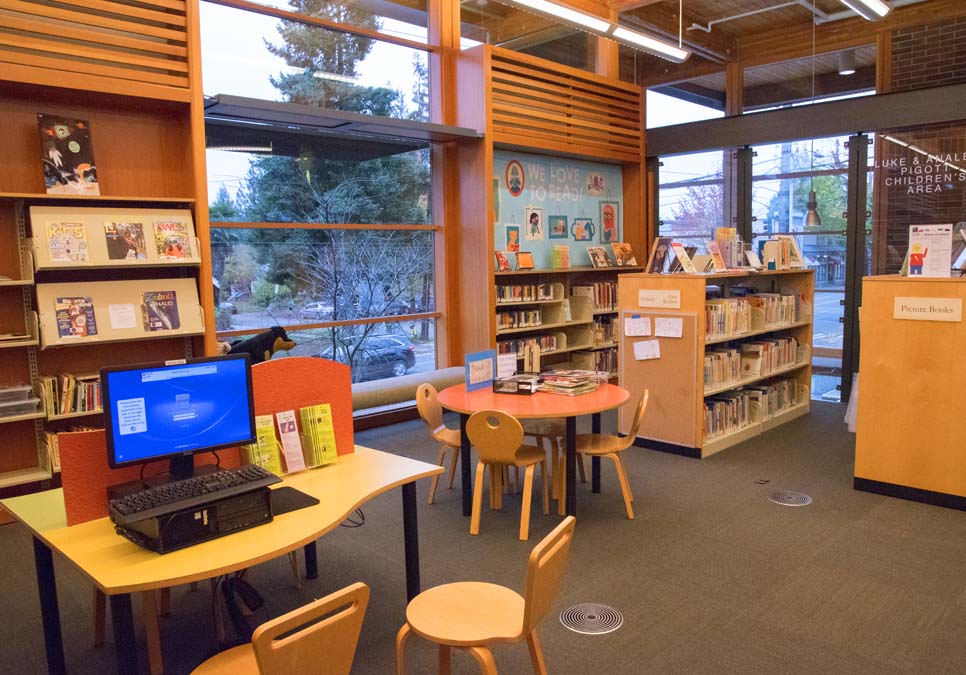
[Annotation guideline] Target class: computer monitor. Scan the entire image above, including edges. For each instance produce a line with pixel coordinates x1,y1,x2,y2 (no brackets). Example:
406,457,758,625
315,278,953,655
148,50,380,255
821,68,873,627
102,354,256,478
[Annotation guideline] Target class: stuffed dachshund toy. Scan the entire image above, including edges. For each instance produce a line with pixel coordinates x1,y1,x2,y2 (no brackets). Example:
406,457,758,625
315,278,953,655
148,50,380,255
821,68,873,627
225,326,296,364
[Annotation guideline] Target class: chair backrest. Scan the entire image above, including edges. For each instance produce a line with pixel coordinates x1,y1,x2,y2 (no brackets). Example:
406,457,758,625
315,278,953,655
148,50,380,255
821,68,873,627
252,582,369,675
521,516,576,635
416,383,445,435
466,409,525,464
618,390,650,452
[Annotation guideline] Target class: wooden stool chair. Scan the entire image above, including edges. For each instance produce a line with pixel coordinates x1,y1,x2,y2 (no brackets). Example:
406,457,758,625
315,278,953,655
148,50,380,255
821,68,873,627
466,410,550,541
191,582,369,675
563,391,649,520
521,419,587,500
396,516,576,674
416,383,462,504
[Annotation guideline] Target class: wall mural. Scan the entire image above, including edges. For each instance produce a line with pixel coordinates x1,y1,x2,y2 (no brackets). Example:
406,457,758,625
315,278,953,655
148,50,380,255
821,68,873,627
494,150,623,269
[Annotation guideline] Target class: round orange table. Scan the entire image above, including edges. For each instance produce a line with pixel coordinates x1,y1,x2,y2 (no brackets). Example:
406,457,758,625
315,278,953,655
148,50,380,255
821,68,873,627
437,383,630,517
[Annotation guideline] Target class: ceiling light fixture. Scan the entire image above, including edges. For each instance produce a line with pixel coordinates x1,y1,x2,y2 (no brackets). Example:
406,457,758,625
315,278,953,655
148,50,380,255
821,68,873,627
837,49,856,75
836,0,892,21
499,0,691,63
805,0,822,228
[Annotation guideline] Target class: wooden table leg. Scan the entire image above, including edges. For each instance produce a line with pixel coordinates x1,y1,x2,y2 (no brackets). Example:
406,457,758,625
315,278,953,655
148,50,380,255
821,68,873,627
109,593,139,675
402,482,420,601
460,413,472,517
141,590,163,675
591,412,602,494
32,536,66,675
565,416,577,516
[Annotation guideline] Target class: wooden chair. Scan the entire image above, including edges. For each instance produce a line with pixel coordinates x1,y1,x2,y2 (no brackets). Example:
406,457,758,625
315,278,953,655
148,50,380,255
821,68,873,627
416,383,462,504
396,515,576,675
564,391,649,520
191,582,369,675
521,419,587,500
466,410,550,541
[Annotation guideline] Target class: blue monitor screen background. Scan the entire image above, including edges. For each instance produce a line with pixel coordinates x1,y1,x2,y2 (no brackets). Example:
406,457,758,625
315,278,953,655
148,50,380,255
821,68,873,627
105,357,254,466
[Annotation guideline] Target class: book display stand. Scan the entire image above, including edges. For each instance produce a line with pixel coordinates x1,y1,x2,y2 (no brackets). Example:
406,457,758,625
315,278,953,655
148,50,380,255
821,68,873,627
617,270,814,458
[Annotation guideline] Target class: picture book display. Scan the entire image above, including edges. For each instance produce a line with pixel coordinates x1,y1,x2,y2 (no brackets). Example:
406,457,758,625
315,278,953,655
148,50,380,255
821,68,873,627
646,237,673,273
46,222,88,263
55,297,97,338
552,245,571,269
141,290,181,331
495,250,511,272
611,242,637,266
104,222,147,260
38,114,99,196
516,251,535,270
670,242,697,273
706,241,728,272
587,246,611,268
154,221,191,259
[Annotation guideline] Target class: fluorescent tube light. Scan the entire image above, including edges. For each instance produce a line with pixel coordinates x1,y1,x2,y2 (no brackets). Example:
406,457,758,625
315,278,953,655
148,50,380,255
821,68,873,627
498,0,690,63
837,0,891,20
610,26,690,63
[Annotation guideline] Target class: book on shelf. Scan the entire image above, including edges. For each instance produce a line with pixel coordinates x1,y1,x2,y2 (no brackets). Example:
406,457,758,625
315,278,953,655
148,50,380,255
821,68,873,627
154,221,192,259
515,251,535,270
494,250,511,272
669,243,697,274
38,114,99,197
611,242,637,266
646,237,673,273
706,241,728,272
587,246,611,268
104,222,148,260
774,234,806,269
691,254,714,273
46,221,88,263
551,245,571,269
55,296,97,338
141,290,181,331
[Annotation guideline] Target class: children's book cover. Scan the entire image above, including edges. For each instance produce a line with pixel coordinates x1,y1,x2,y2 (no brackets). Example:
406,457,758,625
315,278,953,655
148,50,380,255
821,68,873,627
104,222,147,260
154,221,191,259
46,222,88,263
38,114,99,196
55,297,97,338
141,290,181,331
611,242,637,266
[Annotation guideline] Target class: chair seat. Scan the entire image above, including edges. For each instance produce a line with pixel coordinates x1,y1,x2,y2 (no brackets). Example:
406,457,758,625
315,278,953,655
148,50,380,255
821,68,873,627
498,443,545,467
573,433,625,456
406,582,525,646
435,425,461,448
191,644,258,674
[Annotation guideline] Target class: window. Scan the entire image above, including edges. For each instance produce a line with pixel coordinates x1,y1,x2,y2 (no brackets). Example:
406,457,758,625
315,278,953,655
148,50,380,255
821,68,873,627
658,150,729,246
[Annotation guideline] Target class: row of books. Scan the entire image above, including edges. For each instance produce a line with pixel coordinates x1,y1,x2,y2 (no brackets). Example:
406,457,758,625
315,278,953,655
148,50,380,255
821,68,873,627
705,293,798,339
496,283,555,304
704,377,801,440
497,309,542,330
39,373,101,417
703,337,800,389
42,424,101,472
572,282,617,312
497,334,559,356
592,316,617,346
573,347,617,375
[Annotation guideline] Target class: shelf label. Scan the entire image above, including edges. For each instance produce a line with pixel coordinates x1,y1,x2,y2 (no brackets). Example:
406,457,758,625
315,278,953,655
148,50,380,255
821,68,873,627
893,297,962,322
639,289,680,309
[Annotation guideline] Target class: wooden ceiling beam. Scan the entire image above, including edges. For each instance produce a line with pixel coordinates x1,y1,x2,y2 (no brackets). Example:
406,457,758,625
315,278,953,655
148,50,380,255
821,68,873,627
743,65,876,110
608,0,663,11
635,54,725,88
622,4,737,63
740,0,966,68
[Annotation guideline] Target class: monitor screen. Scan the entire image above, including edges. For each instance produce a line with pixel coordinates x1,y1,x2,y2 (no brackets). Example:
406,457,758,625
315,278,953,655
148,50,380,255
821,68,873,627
102,354,256,469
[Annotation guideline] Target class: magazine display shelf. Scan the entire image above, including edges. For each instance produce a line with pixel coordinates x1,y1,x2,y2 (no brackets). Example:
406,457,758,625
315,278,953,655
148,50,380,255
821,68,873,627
617,269,814,458
30,205,202,270
36,278,205,348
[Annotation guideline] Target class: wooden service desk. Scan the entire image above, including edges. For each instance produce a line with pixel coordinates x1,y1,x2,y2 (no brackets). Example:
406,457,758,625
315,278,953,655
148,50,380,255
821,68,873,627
437,383,630,517
1,446,443,675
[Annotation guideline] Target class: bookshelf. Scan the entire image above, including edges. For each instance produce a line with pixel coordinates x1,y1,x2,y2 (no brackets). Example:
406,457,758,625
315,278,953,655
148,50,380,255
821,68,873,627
0,0,211,495
617,270,814,458
495,267,642,376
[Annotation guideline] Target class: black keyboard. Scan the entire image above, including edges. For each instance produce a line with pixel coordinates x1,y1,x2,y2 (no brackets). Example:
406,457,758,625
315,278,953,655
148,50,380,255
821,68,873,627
108,465,281,526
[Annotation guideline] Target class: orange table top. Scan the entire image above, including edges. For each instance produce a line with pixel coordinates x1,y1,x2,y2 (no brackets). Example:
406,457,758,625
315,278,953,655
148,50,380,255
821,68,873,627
437,383,630,418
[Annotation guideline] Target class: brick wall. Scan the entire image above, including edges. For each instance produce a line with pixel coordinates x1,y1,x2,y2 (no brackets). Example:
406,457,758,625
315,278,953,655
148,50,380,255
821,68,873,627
891,16,966,93
877,18,966,273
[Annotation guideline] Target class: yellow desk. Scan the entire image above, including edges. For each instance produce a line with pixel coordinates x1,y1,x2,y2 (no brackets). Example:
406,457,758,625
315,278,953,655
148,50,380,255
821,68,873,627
1,446,443,675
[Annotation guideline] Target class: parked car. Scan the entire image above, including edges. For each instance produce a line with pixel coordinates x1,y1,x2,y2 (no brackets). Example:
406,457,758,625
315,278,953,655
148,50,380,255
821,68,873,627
319,334,416,381
218,301,238,314
298,302,334,321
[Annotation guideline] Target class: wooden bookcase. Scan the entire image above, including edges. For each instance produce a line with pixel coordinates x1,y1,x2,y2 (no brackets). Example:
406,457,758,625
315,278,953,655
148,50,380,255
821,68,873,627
447,45,647,365
0,0,211,497
495,266,643,376
854,275,966,508
617,270,814,458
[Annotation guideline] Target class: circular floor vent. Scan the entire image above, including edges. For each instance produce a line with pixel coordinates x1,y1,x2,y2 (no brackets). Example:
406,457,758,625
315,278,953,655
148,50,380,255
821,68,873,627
768,491,813,506
559,603,623,635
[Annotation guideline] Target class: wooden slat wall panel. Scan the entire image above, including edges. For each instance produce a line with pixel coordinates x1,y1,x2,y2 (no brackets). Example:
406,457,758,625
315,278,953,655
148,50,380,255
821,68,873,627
488,46,643,163
0,0,189,100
